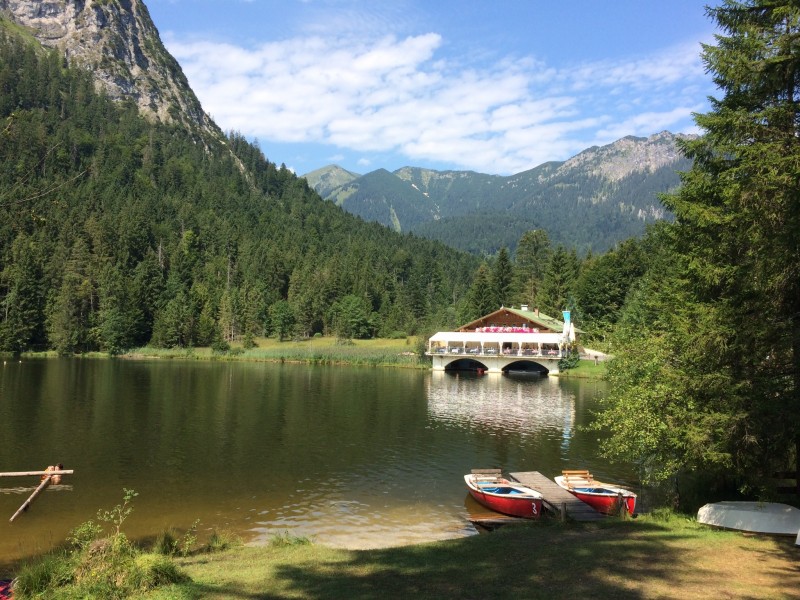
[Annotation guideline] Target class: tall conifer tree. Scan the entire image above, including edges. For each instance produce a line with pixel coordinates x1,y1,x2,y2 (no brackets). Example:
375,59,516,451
598,0,800,489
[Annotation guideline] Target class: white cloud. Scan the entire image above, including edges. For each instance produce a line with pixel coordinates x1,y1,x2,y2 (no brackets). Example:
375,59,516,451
165,30,711,174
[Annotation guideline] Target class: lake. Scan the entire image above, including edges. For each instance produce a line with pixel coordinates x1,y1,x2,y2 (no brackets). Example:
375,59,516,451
0,358,638,564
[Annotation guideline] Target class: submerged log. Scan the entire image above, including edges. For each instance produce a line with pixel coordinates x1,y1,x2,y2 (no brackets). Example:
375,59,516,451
9,476,52,522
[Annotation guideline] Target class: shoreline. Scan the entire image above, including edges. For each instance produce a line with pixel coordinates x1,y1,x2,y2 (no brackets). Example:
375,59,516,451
6,336,607,379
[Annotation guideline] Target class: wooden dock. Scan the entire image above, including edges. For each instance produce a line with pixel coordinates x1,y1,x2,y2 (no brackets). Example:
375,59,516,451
510,471,606,522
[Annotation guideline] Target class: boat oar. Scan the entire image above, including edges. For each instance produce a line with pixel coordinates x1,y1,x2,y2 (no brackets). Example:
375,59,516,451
9,476,52,522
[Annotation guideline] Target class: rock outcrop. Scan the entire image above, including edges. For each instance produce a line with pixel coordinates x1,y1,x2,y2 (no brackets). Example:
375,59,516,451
0,0,219,137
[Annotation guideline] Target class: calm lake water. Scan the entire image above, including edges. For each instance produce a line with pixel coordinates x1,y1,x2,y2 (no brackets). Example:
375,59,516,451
0,358,640,564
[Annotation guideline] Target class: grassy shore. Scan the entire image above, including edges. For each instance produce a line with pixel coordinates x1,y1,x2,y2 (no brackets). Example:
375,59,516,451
120,336,428,369
131,515,798,599
42,336,606,379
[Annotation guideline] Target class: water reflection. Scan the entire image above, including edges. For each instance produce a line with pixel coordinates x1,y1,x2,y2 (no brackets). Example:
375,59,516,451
426,372,575,447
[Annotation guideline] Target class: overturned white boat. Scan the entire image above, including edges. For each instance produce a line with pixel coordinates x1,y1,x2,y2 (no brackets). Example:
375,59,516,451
697,501,800,541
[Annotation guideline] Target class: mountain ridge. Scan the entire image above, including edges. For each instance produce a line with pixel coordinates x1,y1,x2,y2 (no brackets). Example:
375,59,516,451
303,131,694,253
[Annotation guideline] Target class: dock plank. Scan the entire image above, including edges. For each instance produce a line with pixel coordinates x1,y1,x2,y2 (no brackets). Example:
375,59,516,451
509,471,606,522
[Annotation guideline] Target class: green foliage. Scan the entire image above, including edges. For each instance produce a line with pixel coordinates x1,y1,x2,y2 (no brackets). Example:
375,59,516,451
329,294,376,339
595,0,800,488
13,550,77,598
14,489,188,599
461,263,494,323
97,488,138,537
572,236,647,340
0,30,477,354
153,519,199,557
203,530,242,553
491,247,513,308
269,299,296,341
536,245,579,316
68,520,103,551
513,229,551,306
557,349,580,371
269,530,313,547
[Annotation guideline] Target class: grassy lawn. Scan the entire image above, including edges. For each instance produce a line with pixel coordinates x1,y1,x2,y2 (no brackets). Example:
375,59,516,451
133,515,799,599
122,336,426,368
558,359,607,379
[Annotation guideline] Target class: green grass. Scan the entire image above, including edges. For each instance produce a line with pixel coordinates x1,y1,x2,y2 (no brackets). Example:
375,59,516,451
131,515,798,599
557,358,607,379
124,336,427,369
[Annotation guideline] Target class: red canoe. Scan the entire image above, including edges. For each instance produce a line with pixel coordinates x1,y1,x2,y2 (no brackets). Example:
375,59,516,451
555,470,636,516
464,472,543,519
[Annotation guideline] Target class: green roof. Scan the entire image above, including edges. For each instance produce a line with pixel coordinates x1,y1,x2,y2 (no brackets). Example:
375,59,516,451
505,307,565,332
459,307,568,333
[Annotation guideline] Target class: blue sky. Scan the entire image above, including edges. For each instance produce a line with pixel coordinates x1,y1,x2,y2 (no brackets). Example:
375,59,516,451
146,0,719,176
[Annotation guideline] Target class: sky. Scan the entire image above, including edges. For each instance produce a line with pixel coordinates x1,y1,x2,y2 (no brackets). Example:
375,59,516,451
146,0,720,176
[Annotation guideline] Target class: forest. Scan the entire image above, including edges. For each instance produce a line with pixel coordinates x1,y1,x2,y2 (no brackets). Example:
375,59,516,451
0,29,482,354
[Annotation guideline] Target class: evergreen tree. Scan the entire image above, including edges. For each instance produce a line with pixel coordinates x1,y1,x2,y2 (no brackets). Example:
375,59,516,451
573,237,646,338
269,299,296,341
597,0,800,488
46,238,95,354
513,230,551,305
329,294,376,340
536,246,578,316
0,234,44,351
461,263,494,323
491,247,513,308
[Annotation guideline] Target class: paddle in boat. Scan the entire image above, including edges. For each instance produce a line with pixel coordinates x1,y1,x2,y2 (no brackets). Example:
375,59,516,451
554,470,636,516
464,469,543,519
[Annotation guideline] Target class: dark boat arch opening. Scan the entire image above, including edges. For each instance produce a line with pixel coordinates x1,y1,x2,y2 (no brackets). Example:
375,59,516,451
443,358,489,373
502,360,549,376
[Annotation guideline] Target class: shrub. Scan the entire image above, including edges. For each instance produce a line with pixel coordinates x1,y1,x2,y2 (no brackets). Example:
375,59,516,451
269,530,312,547
13,550,76,597
204,530,242,553
14,489,190,599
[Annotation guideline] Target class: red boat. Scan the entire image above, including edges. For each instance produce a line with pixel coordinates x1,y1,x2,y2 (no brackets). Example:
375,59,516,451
554,470,636,516
464,471,543,519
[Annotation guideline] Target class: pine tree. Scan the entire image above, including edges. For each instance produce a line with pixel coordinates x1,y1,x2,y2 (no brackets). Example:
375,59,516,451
491,247,513,308
598,0,800,488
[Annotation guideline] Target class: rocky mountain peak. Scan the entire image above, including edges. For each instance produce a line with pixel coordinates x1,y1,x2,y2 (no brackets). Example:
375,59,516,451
0,0,219,137
558,131,695,182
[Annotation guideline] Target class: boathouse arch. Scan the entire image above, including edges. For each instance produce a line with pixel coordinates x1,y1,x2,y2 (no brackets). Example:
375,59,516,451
502,360,549,375
443,358,489,372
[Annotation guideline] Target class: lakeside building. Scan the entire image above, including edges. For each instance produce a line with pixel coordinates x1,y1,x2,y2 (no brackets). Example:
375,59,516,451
426,305,577,375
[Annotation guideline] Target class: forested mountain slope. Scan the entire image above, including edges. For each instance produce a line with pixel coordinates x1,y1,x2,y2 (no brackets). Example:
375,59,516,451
307,132,694,254
0,22,477,353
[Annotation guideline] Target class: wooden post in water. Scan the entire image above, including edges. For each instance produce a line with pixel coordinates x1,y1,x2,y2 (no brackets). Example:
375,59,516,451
10,476,52,522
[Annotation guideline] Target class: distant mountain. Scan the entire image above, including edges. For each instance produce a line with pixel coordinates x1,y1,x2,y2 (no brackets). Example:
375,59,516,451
304,131,694,254
303,164,360,198
328,168,435,231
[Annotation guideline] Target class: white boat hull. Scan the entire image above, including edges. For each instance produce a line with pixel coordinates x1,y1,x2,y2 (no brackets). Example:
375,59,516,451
697,501,800,537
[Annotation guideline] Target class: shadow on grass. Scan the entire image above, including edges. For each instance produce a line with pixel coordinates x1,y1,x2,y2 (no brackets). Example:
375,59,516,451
263,521,692,600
